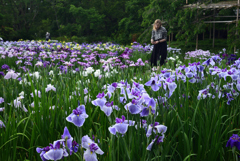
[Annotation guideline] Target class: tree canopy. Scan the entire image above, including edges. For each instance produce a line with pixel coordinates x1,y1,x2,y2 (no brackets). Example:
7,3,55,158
0,0,239,48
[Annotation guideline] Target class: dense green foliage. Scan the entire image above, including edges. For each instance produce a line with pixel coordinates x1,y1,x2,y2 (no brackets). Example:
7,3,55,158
0,0,239,49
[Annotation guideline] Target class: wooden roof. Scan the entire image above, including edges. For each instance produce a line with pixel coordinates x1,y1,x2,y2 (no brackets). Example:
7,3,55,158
204,20,236,23
183,1,239,9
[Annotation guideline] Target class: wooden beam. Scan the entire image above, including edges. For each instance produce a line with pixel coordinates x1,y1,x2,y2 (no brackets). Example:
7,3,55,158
215,16,237,17
196,8,199,50
210,24,212,40
234,0,239,53
196,34,198,50
227,24,229,41
183,1,239,9
204,21,235,23
169,34,170,47
213,9,215,48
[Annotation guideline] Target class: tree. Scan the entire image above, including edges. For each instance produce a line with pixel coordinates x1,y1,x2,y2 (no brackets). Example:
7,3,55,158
139,0,184,43
140,0,208,46
69,4,105,41
0,0,43,39
116,0,150,44
228,21,240,52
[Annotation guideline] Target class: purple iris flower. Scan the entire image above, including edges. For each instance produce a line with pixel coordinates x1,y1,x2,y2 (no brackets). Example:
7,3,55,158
59,65,65,71
2,64,10,70
0,97,4,104
108,83,117,93
232,74,238,81
197,87,212,100
66,105,88,127
222,68,227,72
43,140,68,161
189,65,197,73
124,79,128,86
236,84,240,92
0,120,5,128
196,62,201,65
100,101,114,116
30,90,41,98
94,92,105,98
45,84,56,92
21,66,29,72
125,99,142,114
109,115,130,135
212,55,222,63
84,88,88,94
0,71,4,76
61,127,73,151
185,67,190,73
156,135,164,144
82,135,104,161
146,122,167,137
140,98,156,117
97,92,105,98
141,92,151,103
165,78,177,97
167,81,177,93
106,91,112,99
163,72,171,78
147,135,165,151
133,82,140,88
4,70,18,79
202,58,212,66
158,96,167,104
226,93,234,105
189,78,196,83
226,134,240,151
186,72,194,78
127,88,141,99
146,138,157,151
71,141,79,154
75,68,80,72
59,65,67,74
145,77,160,91
119,95,127,104
135,119,148,130
56,137,79,156
112,82,118,88
92,135,95,141
232,89,239,97
92,92,116,114
36,146,50,161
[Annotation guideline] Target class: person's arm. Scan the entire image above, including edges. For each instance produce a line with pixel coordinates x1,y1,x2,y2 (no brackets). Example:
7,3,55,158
159,39,166,43
151,30,155,44
155,38,166,43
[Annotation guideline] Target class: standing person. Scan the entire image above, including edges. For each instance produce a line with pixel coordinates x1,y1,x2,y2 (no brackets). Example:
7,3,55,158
150,19,167,70
46,32,51,41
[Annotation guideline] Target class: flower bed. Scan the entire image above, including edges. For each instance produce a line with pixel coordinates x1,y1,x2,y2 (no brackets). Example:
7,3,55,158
0,40,240,160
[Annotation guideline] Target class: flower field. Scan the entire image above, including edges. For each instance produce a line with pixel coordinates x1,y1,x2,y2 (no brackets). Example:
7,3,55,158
0,40,240,161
